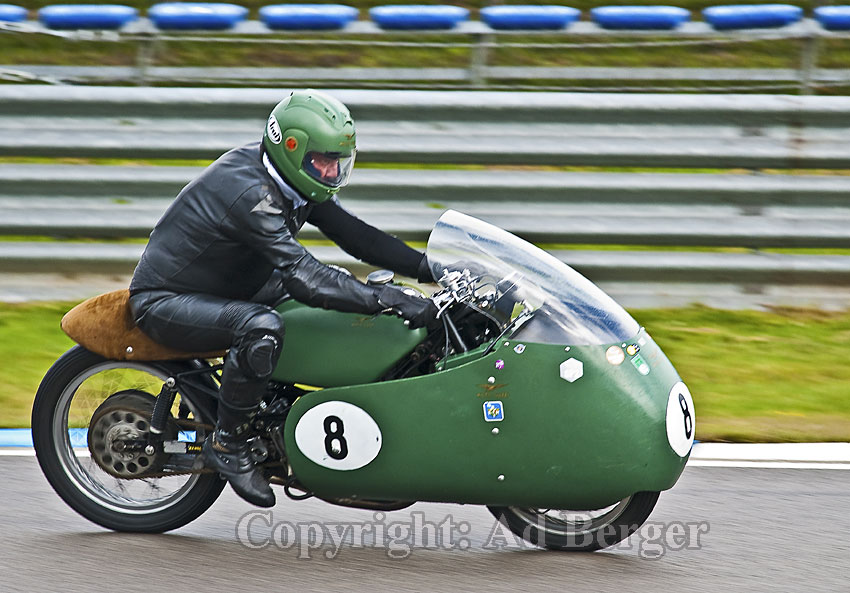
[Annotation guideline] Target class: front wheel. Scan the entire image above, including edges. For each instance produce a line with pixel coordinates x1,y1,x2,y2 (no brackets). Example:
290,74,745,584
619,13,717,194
32,345,225,533
488,491,660,552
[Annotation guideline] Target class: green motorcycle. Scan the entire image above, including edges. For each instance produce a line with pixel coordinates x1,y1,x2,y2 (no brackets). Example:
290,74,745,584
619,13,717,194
32,210,694,552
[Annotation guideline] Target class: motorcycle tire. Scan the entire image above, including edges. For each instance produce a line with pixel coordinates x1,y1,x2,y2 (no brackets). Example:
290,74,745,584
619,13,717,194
32,345,225,533
488,491,660,552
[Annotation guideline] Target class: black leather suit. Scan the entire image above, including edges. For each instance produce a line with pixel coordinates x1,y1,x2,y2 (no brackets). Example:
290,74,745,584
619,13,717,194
129,141,426,433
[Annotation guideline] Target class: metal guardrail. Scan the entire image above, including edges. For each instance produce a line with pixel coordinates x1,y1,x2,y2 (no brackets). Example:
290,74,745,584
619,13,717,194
1,88,848,306
4,86,850,168
7,65,850,88
4,196,850,248
6,163,850,204
3,243,849,287
2,164,850,248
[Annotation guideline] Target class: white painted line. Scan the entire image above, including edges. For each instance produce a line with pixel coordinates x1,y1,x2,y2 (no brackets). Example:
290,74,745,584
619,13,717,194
4,442,850,471
0,448,89,457
3,447,845,470
689,460,850,470
691,442,850,463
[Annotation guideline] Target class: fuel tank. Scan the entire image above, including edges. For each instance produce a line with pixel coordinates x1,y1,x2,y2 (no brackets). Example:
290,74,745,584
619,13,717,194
270,300,426,387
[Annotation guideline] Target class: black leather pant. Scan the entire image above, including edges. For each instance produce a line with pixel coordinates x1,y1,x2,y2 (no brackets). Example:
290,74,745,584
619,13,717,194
129,290,284,435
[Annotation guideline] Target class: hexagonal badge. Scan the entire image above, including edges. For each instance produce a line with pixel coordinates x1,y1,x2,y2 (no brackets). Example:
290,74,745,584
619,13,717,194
559,358,584,383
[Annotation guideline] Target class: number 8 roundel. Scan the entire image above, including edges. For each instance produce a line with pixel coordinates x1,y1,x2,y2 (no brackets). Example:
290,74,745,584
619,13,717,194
294,401,383,471
665,382,695,457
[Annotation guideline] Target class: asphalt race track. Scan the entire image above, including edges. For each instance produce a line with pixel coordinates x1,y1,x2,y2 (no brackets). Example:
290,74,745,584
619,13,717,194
1,455,847,593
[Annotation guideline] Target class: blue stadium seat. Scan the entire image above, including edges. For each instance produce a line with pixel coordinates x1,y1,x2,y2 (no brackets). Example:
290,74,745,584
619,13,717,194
0,4,27,22
148,2,249,30
260,4,358,30
369,5,469,29
591,5,691,30
480,5,580,30
38,4,138,29
702,4,803,30
814,6,850,31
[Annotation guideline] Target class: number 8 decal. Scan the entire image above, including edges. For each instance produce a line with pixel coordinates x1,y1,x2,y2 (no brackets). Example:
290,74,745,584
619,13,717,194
323,415,349,460
666,382,695,457
295,401,382,471
678,393,692,440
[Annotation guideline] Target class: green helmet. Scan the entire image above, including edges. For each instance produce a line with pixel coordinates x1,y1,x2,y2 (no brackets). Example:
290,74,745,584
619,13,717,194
262,89,357,203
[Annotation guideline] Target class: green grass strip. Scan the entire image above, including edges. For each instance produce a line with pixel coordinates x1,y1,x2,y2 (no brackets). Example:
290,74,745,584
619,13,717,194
1,301,848,442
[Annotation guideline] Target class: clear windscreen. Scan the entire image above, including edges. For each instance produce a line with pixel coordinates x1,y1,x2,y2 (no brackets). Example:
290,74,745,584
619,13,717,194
426,210,640,346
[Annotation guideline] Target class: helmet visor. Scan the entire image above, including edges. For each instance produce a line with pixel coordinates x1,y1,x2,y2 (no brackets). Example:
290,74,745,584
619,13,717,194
302,151,355,189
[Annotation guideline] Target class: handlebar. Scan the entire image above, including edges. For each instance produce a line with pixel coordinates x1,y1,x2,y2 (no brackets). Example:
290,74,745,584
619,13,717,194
431,268,477,317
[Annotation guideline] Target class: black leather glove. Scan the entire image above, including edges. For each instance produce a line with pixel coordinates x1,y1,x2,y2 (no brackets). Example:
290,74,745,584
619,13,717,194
377,286,439,330
417,255,435,284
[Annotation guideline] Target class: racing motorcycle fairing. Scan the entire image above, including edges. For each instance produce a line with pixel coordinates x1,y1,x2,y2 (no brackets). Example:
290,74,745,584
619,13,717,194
281,211,693,511
283,329,689,510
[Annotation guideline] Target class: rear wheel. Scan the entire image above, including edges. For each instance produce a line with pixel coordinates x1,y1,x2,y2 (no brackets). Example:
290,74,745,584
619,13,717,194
488,491,660,551
32,345,225,533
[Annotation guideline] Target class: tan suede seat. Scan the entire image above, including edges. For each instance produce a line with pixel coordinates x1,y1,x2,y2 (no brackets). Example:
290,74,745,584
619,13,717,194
61,289,227,361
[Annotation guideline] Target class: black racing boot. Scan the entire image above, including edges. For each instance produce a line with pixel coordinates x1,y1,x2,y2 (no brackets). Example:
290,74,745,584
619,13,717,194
206,327,283,508
202,429,275,508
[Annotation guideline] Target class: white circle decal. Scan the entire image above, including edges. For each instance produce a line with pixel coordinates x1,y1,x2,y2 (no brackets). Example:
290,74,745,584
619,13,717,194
665,381,695,457
294,401,382,471
266,115,282,144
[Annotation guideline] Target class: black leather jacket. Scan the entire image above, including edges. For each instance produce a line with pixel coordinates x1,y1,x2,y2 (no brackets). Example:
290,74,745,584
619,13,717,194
130,142,424,313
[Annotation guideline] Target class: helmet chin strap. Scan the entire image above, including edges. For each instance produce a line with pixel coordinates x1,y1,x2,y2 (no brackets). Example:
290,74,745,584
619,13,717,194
262,150,308,209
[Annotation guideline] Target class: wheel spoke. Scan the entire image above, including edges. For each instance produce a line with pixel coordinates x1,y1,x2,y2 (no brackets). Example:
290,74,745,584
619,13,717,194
54,361,207,512
513,496,633,536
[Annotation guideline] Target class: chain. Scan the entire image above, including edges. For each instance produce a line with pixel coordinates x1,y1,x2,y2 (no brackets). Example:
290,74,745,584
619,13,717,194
88,406,218,480
120,459,287,480
93,416,288,480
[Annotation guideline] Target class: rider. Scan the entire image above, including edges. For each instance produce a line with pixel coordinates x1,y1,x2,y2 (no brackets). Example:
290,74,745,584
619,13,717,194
128,89,437,508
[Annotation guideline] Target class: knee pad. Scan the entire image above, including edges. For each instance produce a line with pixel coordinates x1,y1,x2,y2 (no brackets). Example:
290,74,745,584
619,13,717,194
237,332,281,379
235,312,284,380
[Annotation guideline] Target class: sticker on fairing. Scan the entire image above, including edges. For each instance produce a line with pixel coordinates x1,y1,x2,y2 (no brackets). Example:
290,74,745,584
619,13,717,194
666,382,695,457
294,401,382,471
631,353,650,375
266,115,282,144
483,401,504,422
